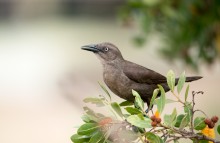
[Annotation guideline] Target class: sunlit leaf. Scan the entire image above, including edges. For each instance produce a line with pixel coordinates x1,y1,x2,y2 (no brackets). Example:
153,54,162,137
125,107,142,115
83,107,104,122
184,103,192,122
132,89,144,111
185,84,190,102
157,85,166,114
179,114,190,129
164,108,177,127
111,102,124,118
166,70,175,92
149,88,159,109
127,115,151,128
177,71,186,94
83,97,105,107
77,123,99,135
145,132,164,143
194,117,206,130
165,99,177,104
71,134,90,143
81,114,92,123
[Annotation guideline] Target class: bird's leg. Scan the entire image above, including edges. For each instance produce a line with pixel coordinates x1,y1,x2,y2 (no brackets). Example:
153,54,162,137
145,108,150,113
145,107,153,114
145,101,152,114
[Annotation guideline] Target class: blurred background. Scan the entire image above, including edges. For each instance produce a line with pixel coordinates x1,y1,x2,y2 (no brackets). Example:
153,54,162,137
0,0,219,143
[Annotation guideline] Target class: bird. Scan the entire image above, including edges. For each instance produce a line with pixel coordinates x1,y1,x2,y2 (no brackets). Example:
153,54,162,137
81,42,202,107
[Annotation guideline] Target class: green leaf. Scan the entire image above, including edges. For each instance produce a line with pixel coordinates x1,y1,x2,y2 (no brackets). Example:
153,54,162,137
81,114,93,123
145,132,164,143
174,140,179,143
194,117,206,130
154,98,176,104
77,123,99,135
111,102,124,118
175,114,185,127
198,140,209,143
165,99,177,104
177,71,186,94
98,82,111,101
89,131,104,143
164,108,177,127
125,107,142,115
157,85,166,114
149,88,159,109
71,134,90,143
184,103,192,121
185,84,190,102
127,115,152,128
166,70,175,92
179,114,190,129
132,89,144,111
119,100,133,106
217,125,220,135
137,113,145,120
83,97,105,107
83,107,104,122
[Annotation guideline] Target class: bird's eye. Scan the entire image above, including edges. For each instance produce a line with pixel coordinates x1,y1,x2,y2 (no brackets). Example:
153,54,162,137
104,47,109,52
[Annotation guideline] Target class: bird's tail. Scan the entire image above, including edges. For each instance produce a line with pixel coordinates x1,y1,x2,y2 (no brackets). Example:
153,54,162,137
173,76,202,86
185,76,203,82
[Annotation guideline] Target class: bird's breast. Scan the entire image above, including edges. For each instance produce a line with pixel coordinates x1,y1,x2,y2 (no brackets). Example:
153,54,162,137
103,66,133,100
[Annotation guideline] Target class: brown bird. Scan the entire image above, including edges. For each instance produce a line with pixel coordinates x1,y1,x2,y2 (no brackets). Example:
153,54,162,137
81,42,202,107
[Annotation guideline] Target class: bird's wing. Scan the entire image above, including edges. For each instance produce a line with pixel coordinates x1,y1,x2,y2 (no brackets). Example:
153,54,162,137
123,60,167,84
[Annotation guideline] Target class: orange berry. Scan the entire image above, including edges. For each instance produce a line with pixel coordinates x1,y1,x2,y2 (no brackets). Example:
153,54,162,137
150,115,156,121
151,121,157,127
155,118,161,124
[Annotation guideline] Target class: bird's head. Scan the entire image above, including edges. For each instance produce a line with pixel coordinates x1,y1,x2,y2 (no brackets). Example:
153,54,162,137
81,42,123,63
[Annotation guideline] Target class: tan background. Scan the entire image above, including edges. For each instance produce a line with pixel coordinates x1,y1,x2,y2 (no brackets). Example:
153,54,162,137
0,1,220,143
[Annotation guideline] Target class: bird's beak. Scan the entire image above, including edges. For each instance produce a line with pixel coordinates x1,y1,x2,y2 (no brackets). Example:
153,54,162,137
81,44,100,53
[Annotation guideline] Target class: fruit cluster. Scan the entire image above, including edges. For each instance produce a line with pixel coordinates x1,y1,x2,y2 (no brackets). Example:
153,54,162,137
204,116,219,129
150,115,161,127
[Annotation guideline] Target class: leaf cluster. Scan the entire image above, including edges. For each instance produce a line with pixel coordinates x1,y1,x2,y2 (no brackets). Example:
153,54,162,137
71,70,220,143
119,0,220,70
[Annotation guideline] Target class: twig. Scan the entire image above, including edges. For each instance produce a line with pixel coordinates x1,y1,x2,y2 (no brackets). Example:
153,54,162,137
191,91,196,133
194,109,208,118
172,91,185,105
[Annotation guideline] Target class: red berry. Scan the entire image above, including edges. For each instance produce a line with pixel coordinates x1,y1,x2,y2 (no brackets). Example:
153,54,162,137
155,118,161,124
204,118,211,125
151,121,157,127
150,115,156,121
208,122,215,129
211,116,219,123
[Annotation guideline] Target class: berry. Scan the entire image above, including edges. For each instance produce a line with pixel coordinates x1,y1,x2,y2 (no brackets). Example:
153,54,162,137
211,116,219,123
208,122,215,129
150,115,156,121
155,118,161,124
204,118,212,125
151,121,157,127
99,117,112,126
